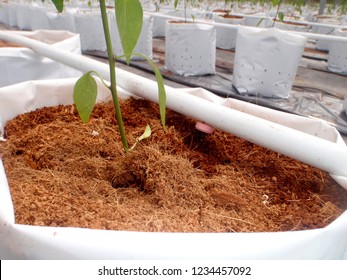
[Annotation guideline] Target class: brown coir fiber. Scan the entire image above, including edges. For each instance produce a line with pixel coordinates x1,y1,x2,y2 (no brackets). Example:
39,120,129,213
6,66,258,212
1,98,347,233
0,40,23,48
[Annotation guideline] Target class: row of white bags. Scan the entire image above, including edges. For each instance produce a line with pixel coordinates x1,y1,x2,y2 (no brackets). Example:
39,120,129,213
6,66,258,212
0,2,153,56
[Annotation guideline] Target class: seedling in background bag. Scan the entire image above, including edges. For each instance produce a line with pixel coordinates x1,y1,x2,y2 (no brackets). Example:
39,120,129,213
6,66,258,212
51,0,166,151
272,0,284,26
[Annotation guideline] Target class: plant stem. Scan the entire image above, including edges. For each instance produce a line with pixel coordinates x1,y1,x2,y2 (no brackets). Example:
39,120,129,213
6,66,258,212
272,0,283,27
99,0,129,151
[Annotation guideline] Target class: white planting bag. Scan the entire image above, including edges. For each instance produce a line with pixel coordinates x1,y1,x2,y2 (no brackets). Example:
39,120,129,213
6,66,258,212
46,9,77,33
7,3,17,27
15,3,32,30
29,4,51,31
312,24,335,51
0,2,10,25
0,30,82,87
0,78,347,259
327,29,347,75
74,11,106,51
233,26,307,98
311,16,341,51
214,14,244,50
152,13,167,37
165,21,216,76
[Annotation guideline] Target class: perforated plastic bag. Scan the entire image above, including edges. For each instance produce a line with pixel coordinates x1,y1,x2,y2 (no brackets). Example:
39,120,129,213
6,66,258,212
233,26,306,98
165,21,216,76
74,11,106,51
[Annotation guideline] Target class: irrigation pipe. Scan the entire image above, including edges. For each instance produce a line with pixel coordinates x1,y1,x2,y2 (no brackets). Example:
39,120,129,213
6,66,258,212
0,30,347,179
144,11,347,43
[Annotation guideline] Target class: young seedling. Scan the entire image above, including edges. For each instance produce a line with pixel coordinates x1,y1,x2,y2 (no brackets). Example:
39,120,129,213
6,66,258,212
51,0,166,151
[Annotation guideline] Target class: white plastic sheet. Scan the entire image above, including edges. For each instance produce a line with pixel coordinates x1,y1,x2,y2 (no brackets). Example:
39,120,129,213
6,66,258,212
233,26,307,98
165,21,216,76
0,78,346,259
0,30,82,87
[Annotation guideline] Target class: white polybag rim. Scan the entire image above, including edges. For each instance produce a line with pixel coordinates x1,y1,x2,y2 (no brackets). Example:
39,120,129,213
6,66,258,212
167,20,215,31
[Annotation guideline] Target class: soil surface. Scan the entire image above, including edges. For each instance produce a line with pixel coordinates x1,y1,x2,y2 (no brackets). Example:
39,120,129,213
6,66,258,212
0,40,23,48
1,98,347,232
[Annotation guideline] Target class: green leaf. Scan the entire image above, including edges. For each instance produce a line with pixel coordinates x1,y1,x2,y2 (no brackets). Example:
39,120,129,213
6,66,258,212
174,0,179,10
138,124,152,142
129,124,152,150
73,72,98,124
131,52,166,128
278,11,284,22
51,0,64,13
115,0,143,64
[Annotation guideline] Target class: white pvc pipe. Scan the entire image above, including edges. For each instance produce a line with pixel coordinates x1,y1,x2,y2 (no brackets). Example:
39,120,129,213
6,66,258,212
145,11,347,43
1,30,347,178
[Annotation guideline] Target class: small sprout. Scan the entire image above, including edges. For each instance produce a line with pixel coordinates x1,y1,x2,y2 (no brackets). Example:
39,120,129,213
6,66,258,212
138,124,152,142
262,194,269,205
130,124,152,150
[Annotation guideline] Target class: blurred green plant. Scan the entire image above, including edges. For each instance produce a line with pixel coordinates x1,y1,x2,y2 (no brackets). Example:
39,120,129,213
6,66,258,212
272,0,284,26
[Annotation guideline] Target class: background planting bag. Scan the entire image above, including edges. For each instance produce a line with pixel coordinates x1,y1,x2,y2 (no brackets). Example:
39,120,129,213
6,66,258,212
74,10,106,51
213,14,244,50
46,8,77,33
0,30,82,87
0,78,346,259
327,28,347,75
233,26,306,99
165,22,216,77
